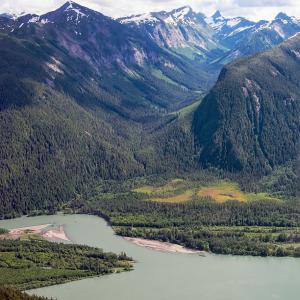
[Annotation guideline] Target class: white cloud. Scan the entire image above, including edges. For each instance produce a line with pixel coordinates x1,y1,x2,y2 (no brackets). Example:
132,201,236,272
0,0,299,21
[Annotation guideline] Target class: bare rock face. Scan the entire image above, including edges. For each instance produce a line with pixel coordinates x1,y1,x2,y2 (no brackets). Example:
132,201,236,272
118,6,222,61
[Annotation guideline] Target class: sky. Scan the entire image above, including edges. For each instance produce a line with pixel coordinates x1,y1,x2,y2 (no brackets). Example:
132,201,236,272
0,0,299,21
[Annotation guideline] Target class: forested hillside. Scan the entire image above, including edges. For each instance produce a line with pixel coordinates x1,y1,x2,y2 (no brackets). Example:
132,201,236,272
0,2,207,218
1,2,300,218
193,34,300,172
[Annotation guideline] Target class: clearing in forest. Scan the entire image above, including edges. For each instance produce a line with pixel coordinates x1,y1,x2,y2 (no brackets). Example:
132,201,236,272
133,179,279,204
197,182,247,203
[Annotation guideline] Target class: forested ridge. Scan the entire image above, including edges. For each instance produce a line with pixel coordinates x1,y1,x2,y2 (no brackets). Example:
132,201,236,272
0,29,202,217
193,34,300,172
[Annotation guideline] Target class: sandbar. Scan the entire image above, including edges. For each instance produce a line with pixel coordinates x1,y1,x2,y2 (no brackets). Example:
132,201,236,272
124,237,203,254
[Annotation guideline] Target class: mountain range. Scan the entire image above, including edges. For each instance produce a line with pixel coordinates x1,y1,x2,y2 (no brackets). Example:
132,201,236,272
118,6,300,63
0,1,300,217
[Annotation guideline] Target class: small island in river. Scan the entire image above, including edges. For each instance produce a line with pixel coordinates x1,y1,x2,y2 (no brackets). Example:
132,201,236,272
0,223,133,292
4,224,71,242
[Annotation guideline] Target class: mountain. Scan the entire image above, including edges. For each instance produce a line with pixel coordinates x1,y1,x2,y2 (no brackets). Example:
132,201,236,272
0,1,209,217
193,34,300,172
207,10,256,49
1,2,300,217
220,12,300,63
119,8,300,66
2,1,214,113
118,6,225,63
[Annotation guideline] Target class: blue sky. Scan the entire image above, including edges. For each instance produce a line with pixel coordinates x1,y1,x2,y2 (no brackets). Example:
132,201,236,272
0,0,299,20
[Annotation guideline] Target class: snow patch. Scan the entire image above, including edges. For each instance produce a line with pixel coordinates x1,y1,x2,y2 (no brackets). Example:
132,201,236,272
272,23,286,39
227,25,254,37
120,13,158,25
291,50,300,59
40,18,52,24
46,57,64,74
28,16,39,23
242,87,249,97
172,7,191,21
226,18,241,28
270,69,279,77
133,47,146,65
63,1,88,24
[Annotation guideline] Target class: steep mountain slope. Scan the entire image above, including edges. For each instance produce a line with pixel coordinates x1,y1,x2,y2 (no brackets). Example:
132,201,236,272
0,32,150,217
118,6,225,63
0,2,211,217
220,12,300,63
4,1,213,112
193,34,300,172
207,10,256,49
120,8,300,66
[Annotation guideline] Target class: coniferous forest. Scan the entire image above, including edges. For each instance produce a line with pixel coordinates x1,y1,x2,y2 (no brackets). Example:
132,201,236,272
0,2,300,298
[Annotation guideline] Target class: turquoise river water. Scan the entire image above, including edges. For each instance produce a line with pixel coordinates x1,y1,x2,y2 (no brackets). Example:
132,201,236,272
0,214,299,300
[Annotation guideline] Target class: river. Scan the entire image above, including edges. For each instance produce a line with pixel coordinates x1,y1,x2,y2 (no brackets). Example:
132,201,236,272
0,214,299,300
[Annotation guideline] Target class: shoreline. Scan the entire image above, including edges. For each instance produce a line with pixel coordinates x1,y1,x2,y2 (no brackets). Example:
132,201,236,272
43,225,71,242
3,217,202,254
124,237,204,254
3,224,71,242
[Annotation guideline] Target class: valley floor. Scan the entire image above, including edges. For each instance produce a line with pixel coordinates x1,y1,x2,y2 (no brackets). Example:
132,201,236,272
78,172,300,257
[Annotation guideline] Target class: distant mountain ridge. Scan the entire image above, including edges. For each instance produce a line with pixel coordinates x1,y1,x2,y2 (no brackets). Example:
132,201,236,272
2,3,300,66
119,7,300,64
118,6,221,62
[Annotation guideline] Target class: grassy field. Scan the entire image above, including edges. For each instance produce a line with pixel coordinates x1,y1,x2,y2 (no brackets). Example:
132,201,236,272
134,179,185,194
198,182,247,203
133,179,280,204
175,100,202,119
87,174,300,257
151,190,194,203
197,182,280,203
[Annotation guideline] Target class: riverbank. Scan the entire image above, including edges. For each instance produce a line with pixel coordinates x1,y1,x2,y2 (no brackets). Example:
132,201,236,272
2,221,203,254
124,237,203,254
1,224,71,242
1,214,300,300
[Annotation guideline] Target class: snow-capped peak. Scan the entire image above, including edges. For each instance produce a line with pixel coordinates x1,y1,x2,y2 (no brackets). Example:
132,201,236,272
41,1,88,25
212,10,223,20
119,13,159,25
64,1,77,11
172,6,192,20
0,11,27,20
275,12,291,21
226,18,242,28
163,6,195,25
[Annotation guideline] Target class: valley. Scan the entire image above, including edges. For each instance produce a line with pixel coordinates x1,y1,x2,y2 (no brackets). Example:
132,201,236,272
78,171,300,257
0,1,300,299
1,2,300,219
